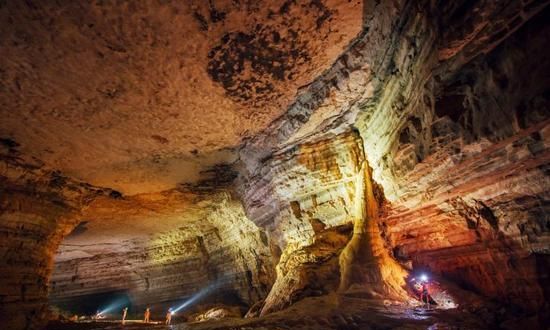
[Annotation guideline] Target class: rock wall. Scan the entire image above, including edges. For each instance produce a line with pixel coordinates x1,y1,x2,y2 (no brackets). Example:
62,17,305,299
242,132,364,314
0,191,74,330
1,0,548,328
240,130,408,314
241,132,364,246
238,0,549,315
0,142,115,329
380,7,550,311
49,191,274,318
1,142,274,328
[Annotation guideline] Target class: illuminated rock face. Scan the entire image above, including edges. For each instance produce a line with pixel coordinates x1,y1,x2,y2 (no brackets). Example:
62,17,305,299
381,10,550,310
0,0,362,195
0,144,275,328
241,131,408,315
238,0,550,316
0,146,116,330
49,191,274,317
0,0,549,329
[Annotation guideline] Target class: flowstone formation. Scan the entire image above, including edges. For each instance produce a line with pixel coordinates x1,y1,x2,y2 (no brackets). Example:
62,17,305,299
1,0,549,329
242,131,409,316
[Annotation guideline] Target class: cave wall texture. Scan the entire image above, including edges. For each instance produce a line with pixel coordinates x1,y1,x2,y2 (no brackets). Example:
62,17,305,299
238,0,550,318
0,0,549,329
0,0,363,195
384,7,550,310
0,145,117,329
49,191,274,315
1,146,275,329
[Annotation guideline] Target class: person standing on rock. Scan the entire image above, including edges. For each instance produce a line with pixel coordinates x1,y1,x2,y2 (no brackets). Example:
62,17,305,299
421,282,430,309
122,307,128,325
144,307,151,323
166,309,172,325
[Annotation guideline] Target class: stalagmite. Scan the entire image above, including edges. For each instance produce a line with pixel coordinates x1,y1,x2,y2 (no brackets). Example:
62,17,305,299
0,0,548,329
338,160,408,297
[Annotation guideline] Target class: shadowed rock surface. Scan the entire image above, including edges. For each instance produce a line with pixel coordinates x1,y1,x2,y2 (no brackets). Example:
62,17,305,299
1,0,549,329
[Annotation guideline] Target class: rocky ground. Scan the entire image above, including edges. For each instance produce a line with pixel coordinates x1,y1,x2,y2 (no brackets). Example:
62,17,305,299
1,1,549,330
45,294,544,330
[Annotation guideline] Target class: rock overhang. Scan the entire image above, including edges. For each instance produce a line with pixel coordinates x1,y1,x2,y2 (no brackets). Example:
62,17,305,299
1,1,549,329
0,0,364,195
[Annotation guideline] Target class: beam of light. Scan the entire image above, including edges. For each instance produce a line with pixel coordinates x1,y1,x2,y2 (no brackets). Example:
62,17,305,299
420,274,428,282
98,296,130,315
171,280,223,314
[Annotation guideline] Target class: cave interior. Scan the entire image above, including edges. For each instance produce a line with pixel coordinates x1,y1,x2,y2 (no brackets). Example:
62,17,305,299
0,0,549,329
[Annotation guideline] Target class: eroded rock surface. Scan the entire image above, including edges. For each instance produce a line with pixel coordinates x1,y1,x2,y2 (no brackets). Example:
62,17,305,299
0,144,117,329
379,4,550,312
50,191,274,318
240,130,409,315
0,0,549,329
0,0,362,195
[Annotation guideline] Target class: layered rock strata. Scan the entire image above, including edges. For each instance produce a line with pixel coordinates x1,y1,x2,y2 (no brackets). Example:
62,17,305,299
0,143,117,329
238,0,549,316
0,0,548,329
382,8,550,310
240,130,408,314
50,191,274,317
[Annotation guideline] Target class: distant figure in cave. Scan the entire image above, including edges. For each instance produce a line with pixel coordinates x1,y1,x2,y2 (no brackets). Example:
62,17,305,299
144,307,151,323
420,282,430,309
122,307,128,324
166,309,172,325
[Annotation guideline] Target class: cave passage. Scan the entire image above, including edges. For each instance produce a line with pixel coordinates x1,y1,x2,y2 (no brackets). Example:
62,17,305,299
1,1,549,329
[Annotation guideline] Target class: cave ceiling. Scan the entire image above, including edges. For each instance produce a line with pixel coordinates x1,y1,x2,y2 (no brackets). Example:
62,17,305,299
0,0,363,195
2,1,550,328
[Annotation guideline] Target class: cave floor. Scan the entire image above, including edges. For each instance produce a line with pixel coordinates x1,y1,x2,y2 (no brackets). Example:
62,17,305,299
181,296,489,330
47,294,539,330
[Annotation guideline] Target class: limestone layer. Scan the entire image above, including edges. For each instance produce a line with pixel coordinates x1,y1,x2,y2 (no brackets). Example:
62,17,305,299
49,191,274,317
240,130,409,315
0,0,548,329
237,0,550,316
